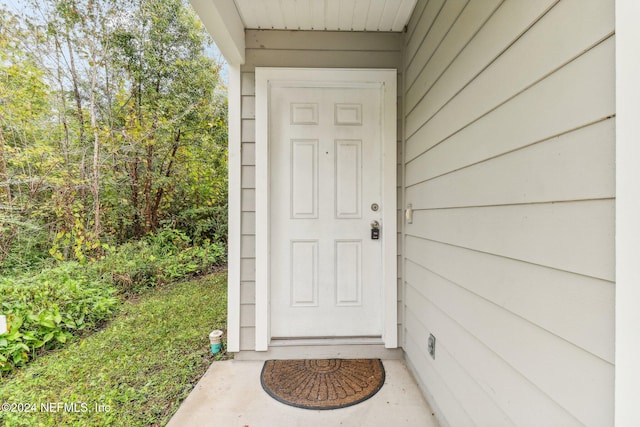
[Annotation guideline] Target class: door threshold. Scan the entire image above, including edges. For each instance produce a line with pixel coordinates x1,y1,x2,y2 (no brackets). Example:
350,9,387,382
270,336,383,347
234,343,402,361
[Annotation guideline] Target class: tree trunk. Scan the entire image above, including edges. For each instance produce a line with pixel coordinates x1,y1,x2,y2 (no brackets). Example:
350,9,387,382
129,158,142,237
151,129,181,230
144,142,154,232
89,57,101,236
53,36,71,169
65,33,85,146
0,128,11,204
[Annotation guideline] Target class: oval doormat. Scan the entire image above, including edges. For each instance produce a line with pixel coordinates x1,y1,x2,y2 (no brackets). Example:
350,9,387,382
260,359,385,410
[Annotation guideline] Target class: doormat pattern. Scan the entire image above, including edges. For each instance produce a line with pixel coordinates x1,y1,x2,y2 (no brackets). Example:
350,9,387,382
260,359,385,410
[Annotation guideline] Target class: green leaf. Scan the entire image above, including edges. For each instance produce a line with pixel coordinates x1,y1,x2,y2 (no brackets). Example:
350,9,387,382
11,316,23,331
39,319,56,329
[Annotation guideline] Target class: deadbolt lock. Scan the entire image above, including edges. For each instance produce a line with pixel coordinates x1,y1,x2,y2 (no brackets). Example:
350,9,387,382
371,220,380,240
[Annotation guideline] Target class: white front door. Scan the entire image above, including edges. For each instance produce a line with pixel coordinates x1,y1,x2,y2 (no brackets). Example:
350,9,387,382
255,68,397,349
269,83,384,338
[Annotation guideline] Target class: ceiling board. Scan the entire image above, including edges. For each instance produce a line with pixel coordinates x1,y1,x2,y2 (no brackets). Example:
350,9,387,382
234,0,417,32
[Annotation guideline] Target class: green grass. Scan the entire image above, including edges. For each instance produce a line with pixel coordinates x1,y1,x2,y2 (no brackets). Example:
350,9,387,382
0,272,228,427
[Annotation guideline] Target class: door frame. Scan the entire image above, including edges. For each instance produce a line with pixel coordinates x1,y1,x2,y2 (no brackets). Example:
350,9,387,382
255,67,397,351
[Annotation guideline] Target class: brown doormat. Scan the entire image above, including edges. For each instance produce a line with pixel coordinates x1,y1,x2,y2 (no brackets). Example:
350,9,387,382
260,359,385,410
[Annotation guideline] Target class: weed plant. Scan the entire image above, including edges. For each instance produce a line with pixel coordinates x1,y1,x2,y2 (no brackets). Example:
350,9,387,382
0,228,225,375
0,274,228,426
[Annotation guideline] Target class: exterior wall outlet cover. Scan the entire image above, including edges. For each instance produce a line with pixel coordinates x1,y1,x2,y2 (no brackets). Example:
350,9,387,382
428,333,436,359
406,204,413,224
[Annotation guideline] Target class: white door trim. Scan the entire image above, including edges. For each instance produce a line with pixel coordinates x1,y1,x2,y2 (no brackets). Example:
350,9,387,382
255,68,397,351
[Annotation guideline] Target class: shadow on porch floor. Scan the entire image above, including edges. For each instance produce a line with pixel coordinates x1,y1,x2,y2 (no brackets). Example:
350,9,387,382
167,359,439,427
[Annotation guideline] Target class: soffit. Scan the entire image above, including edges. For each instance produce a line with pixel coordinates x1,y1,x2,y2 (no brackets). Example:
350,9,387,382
234,0,417,32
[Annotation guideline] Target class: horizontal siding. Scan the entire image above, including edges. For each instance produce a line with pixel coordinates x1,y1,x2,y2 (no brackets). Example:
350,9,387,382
404,309,512,426
240,281,255,304
240,258,255,281
244,50,402,71
238,30,403,351
245,30,404,51
242,142,255,166
240,326,255,350
407,200,614,281
404,288,586,427
404,0,444,66
406,0,504,118
241,119,255,143
241,189,255,211
243,30,403,71
405,0,469,86
405,119,615,207
240,212,255,234
240,166,255,189
239,82,255,347
405,237,614,363
406,35,615,168
405,261,613,426
402,0,615,426
239,63,256,350
240,235,255,258
404,326,475,427
240,63,256,352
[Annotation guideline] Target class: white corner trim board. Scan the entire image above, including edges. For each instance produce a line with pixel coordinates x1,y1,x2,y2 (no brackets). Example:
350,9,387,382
615,0,640,425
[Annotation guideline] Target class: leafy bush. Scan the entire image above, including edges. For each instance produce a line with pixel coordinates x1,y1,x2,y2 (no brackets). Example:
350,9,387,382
0,263,119,374
0,217,52,274
0,274,228,427
0,228,225,375
90,228,226,295
172,205,228,246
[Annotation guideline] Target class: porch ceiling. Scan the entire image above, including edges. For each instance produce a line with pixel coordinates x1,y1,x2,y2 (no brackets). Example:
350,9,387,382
233,0,417,32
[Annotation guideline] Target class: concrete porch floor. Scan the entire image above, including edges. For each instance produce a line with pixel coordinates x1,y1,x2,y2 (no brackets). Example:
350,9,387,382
167,359,439,427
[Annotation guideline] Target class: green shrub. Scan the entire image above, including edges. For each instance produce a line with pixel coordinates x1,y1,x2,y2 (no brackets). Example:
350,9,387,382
0,228,225,375
172,205,228,246
0,218,52,273
0,263,119,375
90,228,226,295
0,273,228,427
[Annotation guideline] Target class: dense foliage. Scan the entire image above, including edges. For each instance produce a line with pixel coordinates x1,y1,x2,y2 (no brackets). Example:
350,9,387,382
0,263,119,373
0,273,228,426
0,0,229,377
91,228,225,295
0,0,228,272
0,230,225,374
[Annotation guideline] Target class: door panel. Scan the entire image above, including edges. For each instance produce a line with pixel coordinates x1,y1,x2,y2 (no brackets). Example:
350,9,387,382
335,140,362,218
290,140,318,218
270,84,384,338
290,240,318,306
335,240,362,306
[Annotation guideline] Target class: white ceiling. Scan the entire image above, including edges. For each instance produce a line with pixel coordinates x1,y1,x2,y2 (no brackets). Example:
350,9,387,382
233,0,418,32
